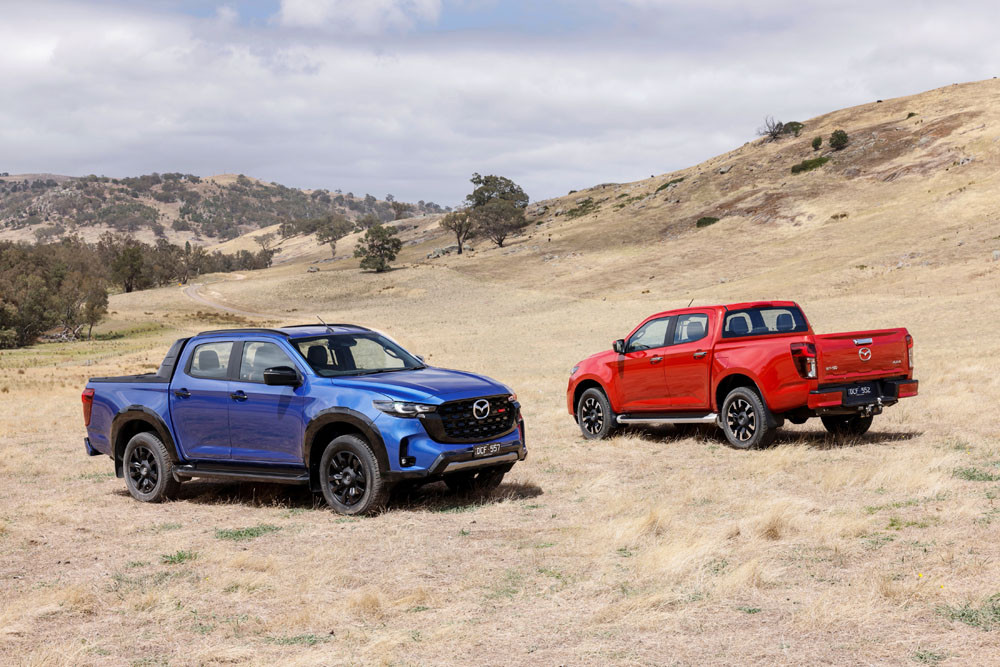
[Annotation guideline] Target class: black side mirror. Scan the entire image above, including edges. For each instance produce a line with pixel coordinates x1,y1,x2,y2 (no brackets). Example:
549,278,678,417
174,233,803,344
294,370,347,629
613,339,626,354
263,366,301,386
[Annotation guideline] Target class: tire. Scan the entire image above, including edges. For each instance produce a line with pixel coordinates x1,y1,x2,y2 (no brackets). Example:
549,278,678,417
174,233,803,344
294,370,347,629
720,386,777,450
444,466,506,494
319,434,388,515
123,431,181,503
821,414,873,437
576,387,617,440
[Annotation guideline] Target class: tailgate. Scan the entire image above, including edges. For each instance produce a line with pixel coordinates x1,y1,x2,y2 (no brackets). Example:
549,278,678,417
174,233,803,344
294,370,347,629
816,328,909,383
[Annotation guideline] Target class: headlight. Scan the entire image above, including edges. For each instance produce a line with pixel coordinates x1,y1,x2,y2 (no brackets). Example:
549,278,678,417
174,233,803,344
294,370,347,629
508,393,517,402
372,400,437,417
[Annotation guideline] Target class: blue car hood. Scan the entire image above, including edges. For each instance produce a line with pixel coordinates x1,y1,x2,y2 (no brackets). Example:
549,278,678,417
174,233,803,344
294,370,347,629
327,366,510,403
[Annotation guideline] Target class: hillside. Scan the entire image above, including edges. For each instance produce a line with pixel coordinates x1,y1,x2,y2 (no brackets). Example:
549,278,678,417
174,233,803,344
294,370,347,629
0,171,447,246
3,80,1000,665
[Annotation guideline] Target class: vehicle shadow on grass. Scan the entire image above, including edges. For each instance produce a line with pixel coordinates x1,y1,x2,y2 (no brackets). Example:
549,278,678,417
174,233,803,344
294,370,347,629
624,424,923,450
122,478,544,514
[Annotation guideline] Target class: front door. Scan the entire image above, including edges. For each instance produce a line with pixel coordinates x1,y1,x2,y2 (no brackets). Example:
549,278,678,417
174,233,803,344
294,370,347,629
228,340,307,463
169,340,234,460
662,312,714,410
617,316,673,412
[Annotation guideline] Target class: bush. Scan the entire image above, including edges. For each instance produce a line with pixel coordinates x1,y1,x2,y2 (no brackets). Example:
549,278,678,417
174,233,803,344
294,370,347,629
566,198,598,219
790,157,830,174
829,129,849,150
655,177,684,193
906,112,918,119
782,121,804,137
811,136,822,151
695,216,719,228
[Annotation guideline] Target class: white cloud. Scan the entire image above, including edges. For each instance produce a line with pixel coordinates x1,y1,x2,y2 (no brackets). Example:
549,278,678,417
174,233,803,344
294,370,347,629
2,1,1000,204
277,0,442,33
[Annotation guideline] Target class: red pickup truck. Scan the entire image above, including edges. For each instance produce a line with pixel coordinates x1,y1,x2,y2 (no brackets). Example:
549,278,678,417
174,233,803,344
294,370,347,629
567,301,917,449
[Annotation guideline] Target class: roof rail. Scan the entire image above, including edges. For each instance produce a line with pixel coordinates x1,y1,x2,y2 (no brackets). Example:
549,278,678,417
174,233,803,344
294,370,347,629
196,328,290,336
282,323,372,331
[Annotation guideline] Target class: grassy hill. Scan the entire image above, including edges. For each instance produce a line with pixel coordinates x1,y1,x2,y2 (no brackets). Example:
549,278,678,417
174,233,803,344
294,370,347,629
2,79,1000,665
0,171,446,246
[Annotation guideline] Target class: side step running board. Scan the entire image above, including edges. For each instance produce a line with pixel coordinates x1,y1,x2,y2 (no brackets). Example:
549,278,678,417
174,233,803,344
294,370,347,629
173,464,310,485
617,413,718,425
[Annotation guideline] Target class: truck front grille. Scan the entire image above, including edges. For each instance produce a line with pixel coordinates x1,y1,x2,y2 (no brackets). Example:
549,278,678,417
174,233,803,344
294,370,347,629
422,395,517,443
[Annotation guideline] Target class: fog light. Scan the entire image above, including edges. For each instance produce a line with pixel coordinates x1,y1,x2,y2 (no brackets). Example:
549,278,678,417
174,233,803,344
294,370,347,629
400,456,416,467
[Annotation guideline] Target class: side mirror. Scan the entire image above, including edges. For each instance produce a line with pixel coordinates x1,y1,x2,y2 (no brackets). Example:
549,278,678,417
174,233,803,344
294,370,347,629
263,366,301,386
613,339,626,354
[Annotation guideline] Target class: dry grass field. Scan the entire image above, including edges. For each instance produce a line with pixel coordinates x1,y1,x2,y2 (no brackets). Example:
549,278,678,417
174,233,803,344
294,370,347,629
3,80,1000,665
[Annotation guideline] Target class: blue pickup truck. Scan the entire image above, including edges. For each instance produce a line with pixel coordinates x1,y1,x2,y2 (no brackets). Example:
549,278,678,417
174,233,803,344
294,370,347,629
81,324,526,514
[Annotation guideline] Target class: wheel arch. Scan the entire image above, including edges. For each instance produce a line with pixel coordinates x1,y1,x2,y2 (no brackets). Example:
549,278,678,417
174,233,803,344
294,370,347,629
304,409,389,492
571,378,610,417
713,372,766,413
111,407,180,478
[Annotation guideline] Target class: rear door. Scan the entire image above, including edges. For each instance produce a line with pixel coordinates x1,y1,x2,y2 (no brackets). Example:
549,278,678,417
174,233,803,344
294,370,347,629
816,329,909,383
661,312,714,410
228,339,308,463
169,340,234,460
617,316,673,412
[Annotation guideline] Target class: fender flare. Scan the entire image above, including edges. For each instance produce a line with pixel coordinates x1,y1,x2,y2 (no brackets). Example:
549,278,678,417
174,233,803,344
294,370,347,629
712,369,768,411
110,406,181,475
303,408,390,479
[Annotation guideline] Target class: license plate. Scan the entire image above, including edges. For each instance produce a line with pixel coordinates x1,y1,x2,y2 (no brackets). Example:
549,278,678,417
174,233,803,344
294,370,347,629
844,382,878,405
473,443,502,458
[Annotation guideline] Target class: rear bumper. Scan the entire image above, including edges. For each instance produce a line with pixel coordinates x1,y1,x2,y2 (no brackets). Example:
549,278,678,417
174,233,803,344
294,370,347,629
808,378,917,413
83,437,101,456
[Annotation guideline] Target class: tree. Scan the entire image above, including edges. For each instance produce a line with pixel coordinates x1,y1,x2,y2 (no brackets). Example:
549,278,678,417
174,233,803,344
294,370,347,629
472,199,525,248
390,201,412,220
757,116,784,142
315,215,354,257
355,213,380,230
82,283,108,339
829,129,849,150
465,173,529,209
254,232,277,252
811,136,822,151
354,224,402,272
440,208,475,254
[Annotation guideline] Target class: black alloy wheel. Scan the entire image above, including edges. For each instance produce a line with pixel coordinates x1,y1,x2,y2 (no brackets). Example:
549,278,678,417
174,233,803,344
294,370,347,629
720,386,777,450
327,450,367,508
577,387,617,440
122,431,180,503
128,445,159,495
319,434,388,515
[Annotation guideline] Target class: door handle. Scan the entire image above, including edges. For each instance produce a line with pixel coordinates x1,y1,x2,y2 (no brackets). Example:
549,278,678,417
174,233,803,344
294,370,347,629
693,351,707,359
650,356,663,363
230,391,248,402
173,388,191,398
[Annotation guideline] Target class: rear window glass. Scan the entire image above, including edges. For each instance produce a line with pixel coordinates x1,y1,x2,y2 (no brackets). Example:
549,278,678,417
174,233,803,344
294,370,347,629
723,307,807,338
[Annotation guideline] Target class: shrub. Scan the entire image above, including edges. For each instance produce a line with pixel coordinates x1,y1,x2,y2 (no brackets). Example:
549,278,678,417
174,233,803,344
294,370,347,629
829,129,849,150
790,157,830,174
566,197,598,219
696,216,719,228
811,136,822,151
906,112,918,119
655,177,685,193
782,121,804,137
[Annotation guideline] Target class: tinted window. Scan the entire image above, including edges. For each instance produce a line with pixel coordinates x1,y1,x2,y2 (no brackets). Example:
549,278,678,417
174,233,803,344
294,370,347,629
189,341,232,380
240,342,295,383
293,333,424,377
674,314,709,344
723,306,808,338
627,317,671,352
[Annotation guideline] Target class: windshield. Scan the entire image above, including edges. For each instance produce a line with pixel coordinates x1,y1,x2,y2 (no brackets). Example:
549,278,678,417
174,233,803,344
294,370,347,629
293,333,425,377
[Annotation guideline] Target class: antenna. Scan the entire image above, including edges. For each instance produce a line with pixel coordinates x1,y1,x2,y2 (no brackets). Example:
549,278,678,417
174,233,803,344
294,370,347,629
316,315,334,334
687,298,694,307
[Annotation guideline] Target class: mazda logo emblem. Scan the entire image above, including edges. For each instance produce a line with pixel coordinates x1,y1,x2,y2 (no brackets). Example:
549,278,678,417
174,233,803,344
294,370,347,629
859,347,872,362
472,399,491,420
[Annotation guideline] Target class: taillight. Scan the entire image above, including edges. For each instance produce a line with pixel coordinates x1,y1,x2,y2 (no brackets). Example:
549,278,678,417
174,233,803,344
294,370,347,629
905,334,914,370
81,388,95,426
790,342,817,379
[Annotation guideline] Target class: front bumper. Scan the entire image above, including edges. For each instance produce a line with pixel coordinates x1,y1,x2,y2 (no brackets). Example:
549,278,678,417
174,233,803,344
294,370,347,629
382,416,527,482
808,378,918,415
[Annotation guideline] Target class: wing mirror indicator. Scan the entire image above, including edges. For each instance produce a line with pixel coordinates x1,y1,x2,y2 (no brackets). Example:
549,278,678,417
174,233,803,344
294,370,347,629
613,339,626,354
263,366,301,386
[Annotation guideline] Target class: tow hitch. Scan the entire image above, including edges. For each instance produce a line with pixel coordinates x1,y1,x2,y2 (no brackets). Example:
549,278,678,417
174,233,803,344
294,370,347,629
860,398,883,417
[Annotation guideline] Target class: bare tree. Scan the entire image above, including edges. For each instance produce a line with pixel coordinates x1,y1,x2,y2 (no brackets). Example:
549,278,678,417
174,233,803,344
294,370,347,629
757,116,784,142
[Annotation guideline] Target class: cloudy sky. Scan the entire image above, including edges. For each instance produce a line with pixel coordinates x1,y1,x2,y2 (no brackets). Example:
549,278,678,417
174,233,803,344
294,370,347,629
3,1,999,205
